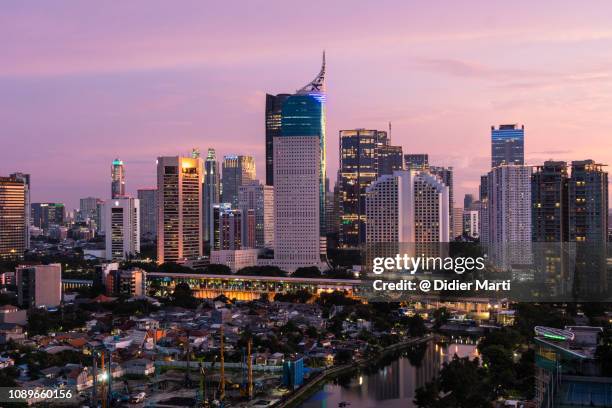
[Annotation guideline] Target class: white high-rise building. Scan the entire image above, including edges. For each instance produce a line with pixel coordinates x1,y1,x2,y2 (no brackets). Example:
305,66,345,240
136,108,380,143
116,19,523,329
103,197,140,261
365,170,450,244
238,181,274,249
273,136,322,272
486,164,532,269
463,209,480,238
157,156,203,264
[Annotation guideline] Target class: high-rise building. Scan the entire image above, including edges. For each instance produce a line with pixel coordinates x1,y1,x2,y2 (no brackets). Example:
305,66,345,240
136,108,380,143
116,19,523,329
9,173,30,249
0,176,27,259
221,155,256,208
238,181,274,249
478,175,489,244
203,148,220,245
273,136,322,272
103,197,140,261
79,197,102,229
463,210,479,238
210,203,243,251
31,202,65,231
452,207,464,239
265,93,291,186
404,154,429,170
429,166,455,239
568,160,608,243
157,156,203,264
463,194,475,211
338,129,403,247
531,161,569,242
111,158,126,199
16,264,62,308
485,165,532,269
105,268,146,297
279,54,327,235
491,124,524,167
365,170,450,244
137,188,157,242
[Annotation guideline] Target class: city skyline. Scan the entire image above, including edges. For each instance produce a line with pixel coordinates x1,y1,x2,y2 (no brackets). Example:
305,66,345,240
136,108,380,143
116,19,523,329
3,1,612,209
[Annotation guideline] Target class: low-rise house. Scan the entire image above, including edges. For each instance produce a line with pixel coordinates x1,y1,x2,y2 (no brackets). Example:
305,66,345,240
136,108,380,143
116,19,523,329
0,305,27,325
0,323,25,344
122,358,155,376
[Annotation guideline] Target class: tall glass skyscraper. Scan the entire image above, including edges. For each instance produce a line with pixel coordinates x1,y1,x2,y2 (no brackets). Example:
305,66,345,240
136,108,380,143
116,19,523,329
203,148,220,245
491,124,524,167
111,158,126,199
279,54,326,234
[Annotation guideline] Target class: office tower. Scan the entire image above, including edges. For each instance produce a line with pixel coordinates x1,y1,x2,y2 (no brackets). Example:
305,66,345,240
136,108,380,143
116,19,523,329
274,136,322,272
238,181,274,249
9,173,30,249
463,210,479,238
16,264,62,308
203,148,220,244
463,194,475,211
211,203,243,250
111,158,126,199
430,166,454,239
531,161,569,242
568,160,608,243
280,54,327,235
338,129,403,247
0,176,26,259
265,93,291,186
157,156,203,264
404,154,429,170
31,202,65,231
221,155,256,208
103,197,140,261
365,170,449,244
491,124,524,167
137,189,157,242
478,175,489,245
486,165,532,269
377,144,404,176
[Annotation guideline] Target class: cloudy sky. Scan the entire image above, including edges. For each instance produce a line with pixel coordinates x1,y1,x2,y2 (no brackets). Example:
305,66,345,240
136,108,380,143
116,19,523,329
2,0,612,208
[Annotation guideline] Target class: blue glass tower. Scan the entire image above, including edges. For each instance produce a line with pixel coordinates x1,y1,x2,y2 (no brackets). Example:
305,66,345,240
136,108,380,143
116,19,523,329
279,53,327,235
491,124,524,167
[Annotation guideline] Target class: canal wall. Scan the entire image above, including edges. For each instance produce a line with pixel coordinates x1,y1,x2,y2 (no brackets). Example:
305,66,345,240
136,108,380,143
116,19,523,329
273,334,434,408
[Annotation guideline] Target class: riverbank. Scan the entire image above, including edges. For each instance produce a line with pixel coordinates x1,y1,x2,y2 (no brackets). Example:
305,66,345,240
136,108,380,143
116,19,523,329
273,334,434,408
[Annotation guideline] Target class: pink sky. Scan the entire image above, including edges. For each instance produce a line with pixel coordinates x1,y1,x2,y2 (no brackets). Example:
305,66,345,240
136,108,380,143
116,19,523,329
2,0,612,208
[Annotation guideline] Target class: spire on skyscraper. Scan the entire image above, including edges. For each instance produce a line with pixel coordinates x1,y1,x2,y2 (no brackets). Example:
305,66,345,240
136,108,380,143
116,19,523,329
297,51,326,94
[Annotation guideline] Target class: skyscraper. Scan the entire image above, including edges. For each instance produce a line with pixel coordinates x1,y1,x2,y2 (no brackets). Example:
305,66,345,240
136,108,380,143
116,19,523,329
531,161,569,242
491,124,525,167
203,148,220,244
111,158,126,199
8,173,30,250
238,181,274,249
211,203,243,251
266,53,326,234
429,166,455,240
79,197,103,229
365,170,450,244
463,194,475,211
273,135,322,272
157,156,203,264
0,176,26,259
221,155,256,208
103,197,140,261
265,93,290,186
337,129,403,247
568,160,608,243
485,165,532,269
137,188,157,242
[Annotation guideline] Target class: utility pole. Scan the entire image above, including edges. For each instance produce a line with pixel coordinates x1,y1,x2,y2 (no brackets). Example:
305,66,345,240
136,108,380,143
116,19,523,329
247,337,253,400
220,325,225,401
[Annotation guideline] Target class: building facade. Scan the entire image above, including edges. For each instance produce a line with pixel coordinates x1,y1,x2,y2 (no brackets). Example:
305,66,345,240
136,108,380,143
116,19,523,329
265,93,291,186
491,124,524,167
31,202,65,231
238,181,274,249
103,197,140,261
156,156,203,264
111,158,126,199
16,264,62,308
221,155,256,208
203,148,220,245
0,176,27,259
137,188,157,242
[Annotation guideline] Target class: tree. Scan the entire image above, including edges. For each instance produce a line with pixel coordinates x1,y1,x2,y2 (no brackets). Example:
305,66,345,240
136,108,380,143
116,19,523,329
238,266,287,277
480,344,515,397
204,264,232,275
407,315,427,338
292,266,321,278
171,282,199,309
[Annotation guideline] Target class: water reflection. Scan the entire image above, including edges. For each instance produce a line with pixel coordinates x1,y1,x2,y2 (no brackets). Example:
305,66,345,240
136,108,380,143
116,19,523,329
299,339,478,408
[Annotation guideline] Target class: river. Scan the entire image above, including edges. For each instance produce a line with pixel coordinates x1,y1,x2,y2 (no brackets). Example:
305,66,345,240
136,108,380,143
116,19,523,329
298,338,479,408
